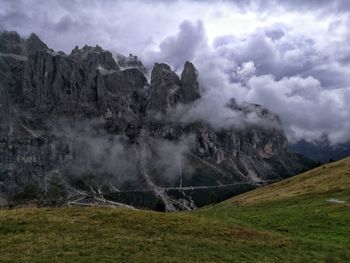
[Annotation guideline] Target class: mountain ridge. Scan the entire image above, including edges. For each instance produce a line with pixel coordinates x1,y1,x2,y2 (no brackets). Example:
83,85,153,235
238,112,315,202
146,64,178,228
0,31,313,210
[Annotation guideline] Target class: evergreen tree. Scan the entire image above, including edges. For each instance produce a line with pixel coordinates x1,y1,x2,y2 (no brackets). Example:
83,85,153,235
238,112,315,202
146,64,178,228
154,197,166,212
209,191,218,206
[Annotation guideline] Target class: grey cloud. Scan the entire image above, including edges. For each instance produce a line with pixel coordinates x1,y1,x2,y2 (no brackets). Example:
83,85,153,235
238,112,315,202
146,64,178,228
220,0,350,14
169,23,350,145
210,26,350,90
1,0,350,146
241,75,350,144
54,15,75,32
265,28,284,40
0,0,170,54
272,0,350,14
144,20,207,71
213,28,305,79
52,118,195,188
52,118,136,186
150,135,194,185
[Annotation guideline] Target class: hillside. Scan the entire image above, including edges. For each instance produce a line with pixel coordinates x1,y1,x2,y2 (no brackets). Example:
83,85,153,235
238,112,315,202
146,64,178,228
225,156,350,205
197,157,350,261
0,157,349,262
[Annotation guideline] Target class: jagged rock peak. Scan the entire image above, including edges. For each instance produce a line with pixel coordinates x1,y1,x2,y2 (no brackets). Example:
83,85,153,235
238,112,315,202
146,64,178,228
148,62,201,114
0,31,24,55
71,44,104,55
0,31,48,56
154,62,172,71
148,62,182,114
180,61,200,103
25,33,48,55
28,32,41,41
70,44,119,70
182,61,198,75
0,31,22,44
71,45,79,53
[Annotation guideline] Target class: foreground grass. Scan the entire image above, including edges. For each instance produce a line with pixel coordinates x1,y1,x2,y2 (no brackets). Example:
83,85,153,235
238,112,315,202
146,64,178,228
0,157,349,262
197,191,350,262
196,157,350,262
0,207,289,262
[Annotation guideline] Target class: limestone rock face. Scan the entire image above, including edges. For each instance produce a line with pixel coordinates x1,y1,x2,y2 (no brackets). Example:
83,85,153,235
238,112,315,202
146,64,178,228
71,44,119,70
0,31,48,56
24,33,49,55
148,63,182,114
147,61,200,115
0,31,24,55
0,31,313,210
180,61,200,103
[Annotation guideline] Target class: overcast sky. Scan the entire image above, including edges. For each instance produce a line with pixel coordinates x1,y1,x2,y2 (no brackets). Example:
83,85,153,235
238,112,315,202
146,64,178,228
1,0,350,145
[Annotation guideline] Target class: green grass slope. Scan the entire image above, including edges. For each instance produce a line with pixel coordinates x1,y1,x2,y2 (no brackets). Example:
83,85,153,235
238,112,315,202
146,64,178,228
197,157,350,262
0,157,349,262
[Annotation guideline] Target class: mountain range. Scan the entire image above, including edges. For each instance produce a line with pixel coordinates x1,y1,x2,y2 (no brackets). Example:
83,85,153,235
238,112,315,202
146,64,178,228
0,31,314,210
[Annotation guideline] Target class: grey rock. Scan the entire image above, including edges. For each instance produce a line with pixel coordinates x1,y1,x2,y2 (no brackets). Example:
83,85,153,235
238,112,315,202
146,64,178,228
0,31,23,55
24,33,49,55
0,31,48,56
148,63,182,114
71,44,119,70
180,61,200,103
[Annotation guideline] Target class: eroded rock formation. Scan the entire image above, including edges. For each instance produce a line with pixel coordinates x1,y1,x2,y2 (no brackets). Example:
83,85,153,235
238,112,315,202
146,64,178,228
0,31,313,210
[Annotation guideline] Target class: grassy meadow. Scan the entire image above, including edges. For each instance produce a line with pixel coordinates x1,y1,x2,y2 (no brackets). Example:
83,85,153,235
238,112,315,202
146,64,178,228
0,157,349,262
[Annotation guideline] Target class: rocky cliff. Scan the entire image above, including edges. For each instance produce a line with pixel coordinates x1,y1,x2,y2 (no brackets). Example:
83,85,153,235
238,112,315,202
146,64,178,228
0,31,313,210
